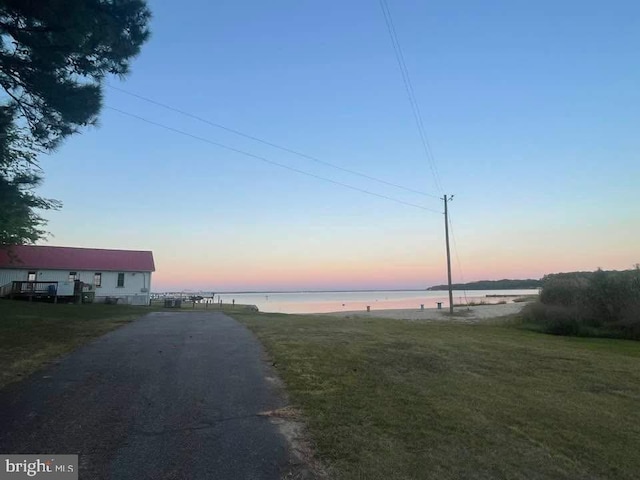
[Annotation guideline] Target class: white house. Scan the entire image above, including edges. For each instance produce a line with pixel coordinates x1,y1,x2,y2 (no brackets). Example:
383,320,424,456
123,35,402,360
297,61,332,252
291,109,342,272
0,245,155,305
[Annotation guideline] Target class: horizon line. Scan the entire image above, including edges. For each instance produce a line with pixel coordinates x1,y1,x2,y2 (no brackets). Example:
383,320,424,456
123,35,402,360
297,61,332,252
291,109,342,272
152,288,430,295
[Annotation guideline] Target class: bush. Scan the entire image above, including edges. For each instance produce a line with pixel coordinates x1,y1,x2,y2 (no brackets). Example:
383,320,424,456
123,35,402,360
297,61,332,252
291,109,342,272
526,267,640,340
523,302,582,336
612,298,640,338
539,274,588,306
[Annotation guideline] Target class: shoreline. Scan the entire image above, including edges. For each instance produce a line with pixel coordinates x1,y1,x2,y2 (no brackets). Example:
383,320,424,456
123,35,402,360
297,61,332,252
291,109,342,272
153,289,539,296
320,302,527,321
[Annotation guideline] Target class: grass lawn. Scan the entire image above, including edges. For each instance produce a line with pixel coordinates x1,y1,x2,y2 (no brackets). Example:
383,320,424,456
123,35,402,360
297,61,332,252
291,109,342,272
0,299,154,389
231,312,640,480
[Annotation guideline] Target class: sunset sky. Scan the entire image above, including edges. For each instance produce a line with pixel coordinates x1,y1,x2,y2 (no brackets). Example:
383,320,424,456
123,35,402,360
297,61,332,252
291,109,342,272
39,0,639,292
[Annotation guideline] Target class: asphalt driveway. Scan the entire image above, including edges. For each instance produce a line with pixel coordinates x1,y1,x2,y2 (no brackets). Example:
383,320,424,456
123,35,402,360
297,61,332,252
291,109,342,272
0,312,291,479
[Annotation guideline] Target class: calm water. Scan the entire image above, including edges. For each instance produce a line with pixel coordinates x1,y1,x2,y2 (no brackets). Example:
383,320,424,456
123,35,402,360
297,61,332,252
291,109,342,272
213,289,539,314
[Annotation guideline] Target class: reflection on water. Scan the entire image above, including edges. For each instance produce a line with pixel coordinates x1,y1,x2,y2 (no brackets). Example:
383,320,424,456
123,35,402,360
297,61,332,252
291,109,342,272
213,289,538,314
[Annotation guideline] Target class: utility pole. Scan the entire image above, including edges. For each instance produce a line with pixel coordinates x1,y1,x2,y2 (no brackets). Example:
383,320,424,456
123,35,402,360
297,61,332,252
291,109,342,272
443,194,454,314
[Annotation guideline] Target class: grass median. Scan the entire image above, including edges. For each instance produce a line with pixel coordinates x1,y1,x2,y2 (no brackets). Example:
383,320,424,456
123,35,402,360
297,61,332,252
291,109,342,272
0,299,154,389
231,311,640,480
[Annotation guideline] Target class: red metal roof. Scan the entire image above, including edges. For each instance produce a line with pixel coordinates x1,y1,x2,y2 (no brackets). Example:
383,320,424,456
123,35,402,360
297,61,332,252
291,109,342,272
0,245,155,272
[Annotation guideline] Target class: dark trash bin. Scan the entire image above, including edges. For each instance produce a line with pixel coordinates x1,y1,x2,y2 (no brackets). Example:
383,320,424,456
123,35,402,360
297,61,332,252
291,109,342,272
163,299,182,308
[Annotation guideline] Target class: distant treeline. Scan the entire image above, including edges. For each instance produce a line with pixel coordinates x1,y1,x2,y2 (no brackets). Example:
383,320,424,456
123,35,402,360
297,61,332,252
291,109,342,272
428,279,542,291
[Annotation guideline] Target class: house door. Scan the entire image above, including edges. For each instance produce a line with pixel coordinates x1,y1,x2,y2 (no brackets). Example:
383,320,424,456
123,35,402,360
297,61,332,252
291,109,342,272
26,271,37,292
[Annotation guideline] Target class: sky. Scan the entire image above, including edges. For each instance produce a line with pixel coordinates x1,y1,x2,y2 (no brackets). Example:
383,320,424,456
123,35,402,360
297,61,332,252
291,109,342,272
38,0,639,292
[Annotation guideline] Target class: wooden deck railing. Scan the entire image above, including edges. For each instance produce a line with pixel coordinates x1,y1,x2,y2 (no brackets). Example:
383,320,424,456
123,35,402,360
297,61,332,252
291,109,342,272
6,281,59,298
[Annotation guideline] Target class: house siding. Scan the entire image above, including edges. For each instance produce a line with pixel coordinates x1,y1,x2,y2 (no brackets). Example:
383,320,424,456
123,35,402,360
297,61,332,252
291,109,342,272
0,269,152,305
0,269,26,286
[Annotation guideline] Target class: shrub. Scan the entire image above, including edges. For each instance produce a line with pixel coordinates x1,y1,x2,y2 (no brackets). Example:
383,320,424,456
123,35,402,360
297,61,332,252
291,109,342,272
611,297,640,339
539,274,588,306
528,267,640,339
523,302,582,336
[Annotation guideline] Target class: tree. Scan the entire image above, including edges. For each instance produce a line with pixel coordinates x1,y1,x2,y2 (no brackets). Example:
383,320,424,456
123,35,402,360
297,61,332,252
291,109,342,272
0,106,60,246
0,0,151,246
0,0,151,149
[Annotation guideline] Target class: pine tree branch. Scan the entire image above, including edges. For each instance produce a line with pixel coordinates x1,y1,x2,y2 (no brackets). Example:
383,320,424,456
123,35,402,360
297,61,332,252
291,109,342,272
0,22,63,34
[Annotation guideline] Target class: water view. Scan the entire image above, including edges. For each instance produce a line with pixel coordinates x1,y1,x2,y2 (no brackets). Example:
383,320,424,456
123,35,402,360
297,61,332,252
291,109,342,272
210,289,539,314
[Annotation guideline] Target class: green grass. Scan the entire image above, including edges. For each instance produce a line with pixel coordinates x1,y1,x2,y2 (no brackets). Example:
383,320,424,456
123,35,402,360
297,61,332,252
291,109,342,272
513,295,539,303
454,300,508,307
0,299,154,388
231,311,640,480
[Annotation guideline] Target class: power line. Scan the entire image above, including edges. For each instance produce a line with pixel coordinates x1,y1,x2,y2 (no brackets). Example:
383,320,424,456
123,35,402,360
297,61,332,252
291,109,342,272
378,0,444,193
105,106,443,214
379,0,443,193
106,84,440,200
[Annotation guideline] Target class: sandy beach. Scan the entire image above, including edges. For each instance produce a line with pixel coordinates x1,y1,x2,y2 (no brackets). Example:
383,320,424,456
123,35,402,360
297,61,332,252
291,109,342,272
323,302,527,322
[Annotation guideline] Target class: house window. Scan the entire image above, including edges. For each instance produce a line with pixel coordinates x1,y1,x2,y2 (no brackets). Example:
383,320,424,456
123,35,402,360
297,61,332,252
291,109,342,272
94,273,102,287
117,273,125,288
69,272,77,282
27,271,36,282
